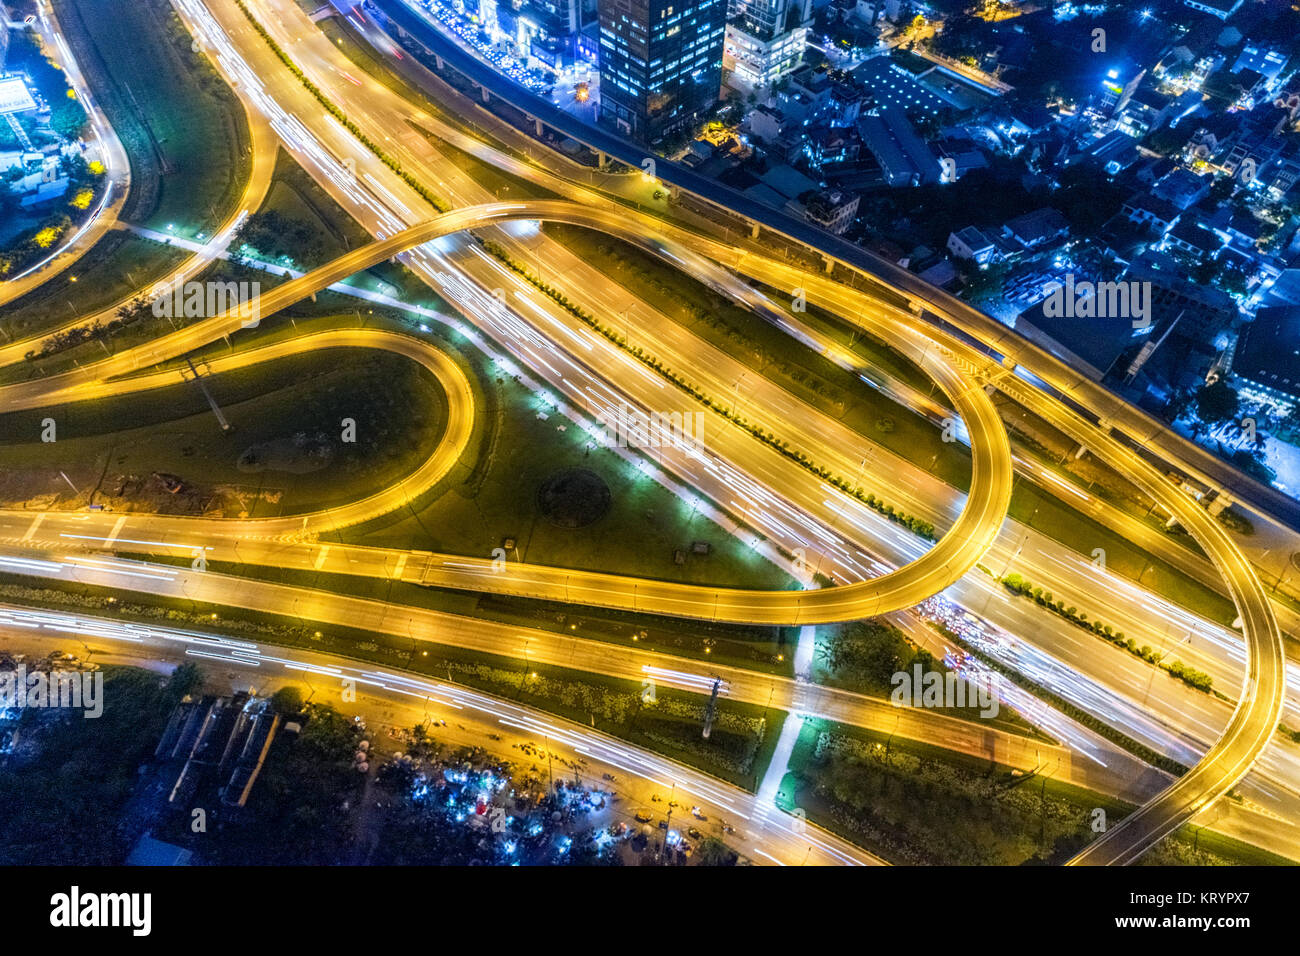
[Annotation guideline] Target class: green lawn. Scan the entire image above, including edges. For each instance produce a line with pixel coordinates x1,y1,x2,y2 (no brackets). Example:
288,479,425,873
811,619,1048,739
234,147,373,268
54,0,251,235
0,235,191,358
546,225,953,477
3,147,434,380
1008,478,1238,626
351,354,794,592
408,125,558,202
2,294,798,669
0,345,448,516
780,717,1289,866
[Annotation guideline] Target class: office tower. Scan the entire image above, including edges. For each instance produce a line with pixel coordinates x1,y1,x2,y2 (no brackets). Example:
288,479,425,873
723,0,812,88
598,0,726,140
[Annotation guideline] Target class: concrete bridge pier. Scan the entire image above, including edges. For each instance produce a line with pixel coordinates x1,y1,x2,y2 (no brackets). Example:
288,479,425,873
1207,491,1234,517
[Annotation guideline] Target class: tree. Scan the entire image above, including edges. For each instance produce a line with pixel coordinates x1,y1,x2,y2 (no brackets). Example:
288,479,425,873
1208,177,1235,203
694,837,737,866
1195,378,1239,425
960,260,1010,303
271,684,305,715
169,661,204,698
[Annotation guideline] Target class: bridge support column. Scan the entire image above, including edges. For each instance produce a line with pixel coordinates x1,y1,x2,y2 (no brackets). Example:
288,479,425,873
480,84,490,104
434,54,444,70
823,256,834,274
750,222,759,239
596,150,608,169
534,116,544,136
1207,491,1233,517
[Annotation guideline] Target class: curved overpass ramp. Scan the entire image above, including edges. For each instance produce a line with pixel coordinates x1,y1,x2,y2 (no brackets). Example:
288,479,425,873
4,197,1282,862
1,201,1010,626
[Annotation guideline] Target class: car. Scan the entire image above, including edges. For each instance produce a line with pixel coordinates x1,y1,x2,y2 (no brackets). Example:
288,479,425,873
687,827,703,841
658,820,668,830
634,810,653,824
602,772,617,782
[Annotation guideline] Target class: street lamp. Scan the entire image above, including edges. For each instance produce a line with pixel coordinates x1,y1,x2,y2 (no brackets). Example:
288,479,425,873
659,781,678,863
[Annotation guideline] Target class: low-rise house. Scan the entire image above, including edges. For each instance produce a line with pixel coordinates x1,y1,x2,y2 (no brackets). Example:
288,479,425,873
1152,168,1211,210
1001,208,1070,251
1163,216,1226,261
748,104,785,143
947,226,1000,267
857,109,940,187
798,188,860,234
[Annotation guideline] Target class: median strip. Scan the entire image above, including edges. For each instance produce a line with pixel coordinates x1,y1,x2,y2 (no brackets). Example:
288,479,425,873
1001,573,1214,695
478,237,938,545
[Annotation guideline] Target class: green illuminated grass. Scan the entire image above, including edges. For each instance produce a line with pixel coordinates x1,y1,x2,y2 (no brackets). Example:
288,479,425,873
0,344,447,516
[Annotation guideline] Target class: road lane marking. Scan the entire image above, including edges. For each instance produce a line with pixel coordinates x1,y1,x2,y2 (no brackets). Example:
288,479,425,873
103,515,127,548
20,514,45,543
314,545,331,570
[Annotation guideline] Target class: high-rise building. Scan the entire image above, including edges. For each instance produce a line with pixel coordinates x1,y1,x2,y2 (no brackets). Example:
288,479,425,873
727,0,809,40
597,0,726,141
722,0,811,88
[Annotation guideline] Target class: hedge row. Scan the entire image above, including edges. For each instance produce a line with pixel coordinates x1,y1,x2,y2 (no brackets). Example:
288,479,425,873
1001,572,1213,694
479,237,938,543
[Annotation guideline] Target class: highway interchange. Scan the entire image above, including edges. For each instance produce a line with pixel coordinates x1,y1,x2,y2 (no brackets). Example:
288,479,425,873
0,0,1296,864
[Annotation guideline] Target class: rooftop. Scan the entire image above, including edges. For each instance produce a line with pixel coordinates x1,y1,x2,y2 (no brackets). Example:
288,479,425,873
1234,306,1300,397
1003,208,1069,246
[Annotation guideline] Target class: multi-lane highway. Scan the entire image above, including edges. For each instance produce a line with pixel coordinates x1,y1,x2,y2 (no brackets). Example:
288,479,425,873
0,201,1014,625
0,603,879,866
2,188,1286,861
0,0,1291,865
